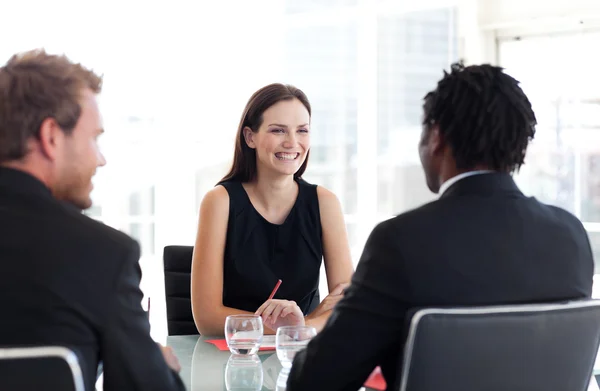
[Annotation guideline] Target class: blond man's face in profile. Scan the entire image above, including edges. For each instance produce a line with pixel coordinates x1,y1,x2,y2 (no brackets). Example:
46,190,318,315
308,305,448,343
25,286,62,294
54,89,106,209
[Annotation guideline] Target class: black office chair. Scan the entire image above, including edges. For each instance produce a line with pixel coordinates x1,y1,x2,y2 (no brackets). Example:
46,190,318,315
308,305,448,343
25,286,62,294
0,346,85,391
398,300,600,391
163,245,199,336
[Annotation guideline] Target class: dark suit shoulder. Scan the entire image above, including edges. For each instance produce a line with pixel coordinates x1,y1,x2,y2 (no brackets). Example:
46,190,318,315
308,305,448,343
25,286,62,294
383,199,443,231
55,203,138,255
543,201,585,224
534,199,589,236
386,192,586,234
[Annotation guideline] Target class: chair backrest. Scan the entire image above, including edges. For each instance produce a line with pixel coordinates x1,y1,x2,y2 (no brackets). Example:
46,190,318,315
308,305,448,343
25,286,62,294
163,245,198,336
0,346,85,391
399,300,600,391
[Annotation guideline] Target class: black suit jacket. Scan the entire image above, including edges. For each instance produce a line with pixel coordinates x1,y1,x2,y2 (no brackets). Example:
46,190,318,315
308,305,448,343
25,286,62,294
287,173,594,391
0,167,184,391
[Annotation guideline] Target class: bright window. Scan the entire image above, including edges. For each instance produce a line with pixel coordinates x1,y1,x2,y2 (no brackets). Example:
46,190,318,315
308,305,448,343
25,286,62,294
499,31,600,272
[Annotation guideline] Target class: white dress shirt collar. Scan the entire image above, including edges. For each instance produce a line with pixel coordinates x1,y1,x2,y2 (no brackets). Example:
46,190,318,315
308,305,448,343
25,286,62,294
438,170,494,196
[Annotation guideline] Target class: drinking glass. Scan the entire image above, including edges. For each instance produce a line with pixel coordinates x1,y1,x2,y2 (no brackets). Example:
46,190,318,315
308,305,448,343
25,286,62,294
275,326,316,369
225,315,263,355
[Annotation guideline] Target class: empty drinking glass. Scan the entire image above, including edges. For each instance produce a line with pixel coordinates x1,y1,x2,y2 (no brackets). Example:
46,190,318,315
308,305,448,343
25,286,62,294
225,315,264,355
225,355,263,391
276,325,317,369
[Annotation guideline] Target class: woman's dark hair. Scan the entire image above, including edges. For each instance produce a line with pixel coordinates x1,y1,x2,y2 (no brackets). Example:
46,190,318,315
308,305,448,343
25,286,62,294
423,62,537,173
219,83,311,184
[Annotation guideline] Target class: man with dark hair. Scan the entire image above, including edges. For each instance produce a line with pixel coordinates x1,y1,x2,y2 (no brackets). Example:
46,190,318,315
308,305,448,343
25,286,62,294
0,49,184,390
287,62,594,390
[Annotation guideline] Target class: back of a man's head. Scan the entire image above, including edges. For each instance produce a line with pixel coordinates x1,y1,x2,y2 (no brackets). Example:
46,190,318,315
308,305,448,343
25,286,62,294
0,49,102,162
0,49,105,209
422,62,537,174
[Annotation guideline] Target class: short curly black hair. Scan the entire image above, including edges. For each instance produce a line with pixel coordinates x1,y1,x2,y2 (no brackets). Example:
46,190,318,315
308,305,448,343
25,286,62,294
422,62,537,173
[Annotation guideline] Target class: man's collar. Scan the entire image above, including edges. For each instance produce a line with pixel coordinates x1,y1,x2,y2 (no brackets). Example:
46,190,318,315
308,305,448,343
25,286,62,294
0,166,54,199
438,170,494,196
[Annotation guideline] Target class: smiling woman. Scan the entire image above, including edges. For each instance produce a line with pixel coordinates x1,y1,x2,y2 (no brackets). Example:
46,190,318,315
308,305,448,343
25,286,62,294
244,100,310,181
190,83,355,336
221,84,312,184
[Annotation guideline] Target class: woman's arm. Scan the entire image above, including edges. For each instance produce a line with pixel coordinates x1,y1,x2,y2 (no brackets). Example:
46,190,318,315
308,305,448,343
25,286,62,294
318,186,354,292
305,186,355,330
190,186,253,336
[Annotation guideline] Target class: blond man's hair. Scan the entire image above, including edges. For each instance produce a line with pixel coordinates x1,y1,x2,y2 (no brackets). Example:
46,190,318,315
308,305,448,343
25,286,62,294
0,49,103,162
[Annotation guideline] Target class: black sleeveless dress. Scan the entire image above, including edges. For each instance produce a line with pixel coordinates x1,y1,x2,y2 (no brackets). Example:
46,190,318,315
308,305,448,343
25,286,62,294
219,179,322,315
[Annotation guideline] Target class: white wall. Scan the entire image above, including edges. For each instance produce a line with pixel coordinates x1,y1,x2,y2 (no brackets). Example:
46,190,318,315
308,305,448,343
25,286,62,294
479,0,600,30
456,0,600,65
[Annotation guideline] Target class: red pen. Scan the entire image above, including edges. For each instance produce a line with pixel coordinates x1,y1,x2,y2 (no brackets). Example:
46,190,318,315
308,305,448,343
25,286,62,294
268,279,282,300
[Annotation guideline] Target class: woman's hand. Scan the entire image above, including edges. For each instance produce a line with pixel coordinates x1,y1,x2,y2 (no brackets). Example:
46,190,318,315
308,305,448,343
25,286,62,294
307,282,350,319
255,299,305,330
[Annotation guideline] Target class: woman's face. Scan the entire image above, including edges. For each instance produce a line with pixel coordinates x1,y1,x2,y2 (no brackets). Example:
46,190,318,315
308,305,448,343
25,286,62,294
244,98,310,178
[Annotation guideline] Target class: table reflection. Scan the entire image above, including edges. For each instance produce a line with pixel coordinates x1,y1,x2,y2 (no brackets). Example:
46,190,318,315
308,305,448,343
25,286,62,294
225,355,263,390
276,369,290,391
190,337,283,390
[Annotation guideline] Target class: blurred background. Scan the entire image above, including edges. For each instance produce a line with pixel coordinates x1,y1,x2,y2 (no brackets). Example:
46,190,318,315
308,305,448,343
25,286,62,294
3,0,600,340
